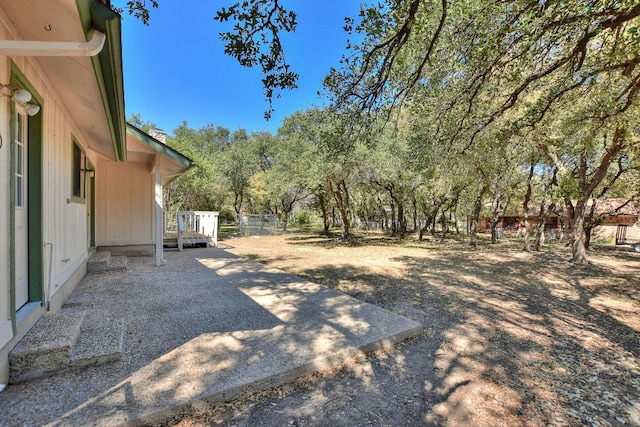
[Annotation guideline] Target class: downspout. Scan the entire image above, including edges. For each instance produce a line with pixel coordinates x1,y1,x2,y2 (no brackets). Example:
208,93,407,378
0,29,105,56
44,242,53,311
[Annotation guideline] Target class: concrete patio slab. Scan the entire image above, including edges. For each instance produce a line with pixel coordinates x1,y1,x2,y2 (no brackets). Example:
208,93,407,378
0,248,423,427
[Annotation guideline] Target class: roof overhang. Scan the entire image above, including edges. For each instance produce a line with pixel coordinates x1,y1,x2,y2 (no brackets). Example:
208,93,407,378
125,124,193,185
0,0,126,161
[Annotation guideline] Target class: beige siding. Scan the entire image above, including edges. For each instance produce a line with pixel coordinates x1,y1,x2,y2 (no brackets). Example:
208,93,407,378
1,29,98,380
96,161,154,246
596,223,640,242
0,23,11,344
21,64,94,299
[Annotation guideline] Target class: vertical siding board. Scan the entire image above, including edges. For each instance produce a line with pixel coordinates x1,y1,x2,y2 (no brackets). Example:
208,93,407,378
16,62,92,293
97,161,154,246
130,166,152,242
0,51,10,326
96,159,106,245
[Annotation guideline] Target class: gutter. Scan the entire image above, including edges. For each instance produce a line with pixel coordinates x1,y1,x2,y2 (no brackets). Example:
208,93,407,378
0,29,105,56
85,0,127,162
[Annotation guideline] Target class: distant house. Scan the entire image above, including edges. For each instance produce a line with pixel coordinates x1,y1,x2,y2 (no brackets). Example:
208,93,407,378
0,1,191,385
487,198,640,241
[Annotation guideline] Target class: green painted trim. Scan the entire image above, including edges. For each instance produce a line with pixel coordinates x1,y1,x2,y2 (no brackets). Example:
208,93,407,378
69,196,87,204
90,166,96,247
27,109,44,306
126,124,193,169
71,137,88,202
10,64,43,105
9,97,16,334
77,0,126,161
9,66,45,332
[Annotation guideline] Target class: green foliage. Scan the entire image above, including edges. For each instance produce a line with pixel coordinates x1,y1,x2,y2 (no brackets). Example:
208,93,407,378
115,0,299,118
127,112,156,133
218,208,237,223
118,1,640,262
214,1,298,119
294,211,312,225
112,0,158,25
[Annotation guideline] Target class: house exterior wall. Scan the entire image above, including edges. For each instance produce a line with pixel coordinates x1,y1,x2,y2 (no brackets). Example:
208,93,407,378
0,27,11,379
594,223,640,242
95,160,155,250
0,47,97,382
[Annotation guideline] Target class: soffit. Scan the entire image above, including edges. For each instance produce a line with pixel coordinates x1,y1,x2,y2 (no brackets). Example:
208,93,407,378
0,0,118,160
126,130,192,185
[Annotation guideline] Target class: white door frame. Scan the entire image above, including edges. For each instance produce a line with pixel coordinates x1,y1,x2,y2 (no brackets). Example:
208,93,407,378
14,105,28,310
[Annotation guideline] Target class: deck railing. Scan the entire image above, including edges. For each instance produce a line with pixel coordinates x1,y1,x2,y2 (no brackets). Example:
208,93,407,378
164,211,219,251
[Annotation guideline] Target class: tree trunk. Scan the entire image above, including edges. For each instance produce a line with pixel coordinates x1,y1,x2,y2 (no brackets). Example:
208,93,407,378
318,193,330,235
398,200,406,239
282,201,294,232
533,201,547,251
431,211,437,236
412,196,418,233
328,178,350,239
389,191,406,239
440,213,448,242
541,127,628,264
490,190,502,244
389,199,397,234
470,184,488,248
569,200,589,264
584,226,593,250
453,210,460,234
522,162,535,251
234,192,244,215
419,204,440,241
582,200,599,250
533,169,556,251
375,193,388,231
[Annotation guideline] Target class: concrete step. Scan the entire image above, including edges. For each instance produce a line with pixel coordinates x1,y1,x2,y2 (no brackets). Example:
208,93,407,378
8,309,125,384
87,251,127,273
107,255,128,270
70,313,124,368
9,310,85,384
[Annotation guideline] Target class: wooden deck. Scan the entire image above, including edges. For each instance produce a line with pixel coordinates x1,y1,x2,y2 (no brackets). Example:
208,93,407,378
164,211,219,251
163,232,216,249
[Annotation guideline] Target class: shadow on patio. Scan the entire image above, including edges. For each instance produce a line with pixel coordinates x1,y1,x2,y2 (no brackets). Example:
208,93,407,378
0,248,422,426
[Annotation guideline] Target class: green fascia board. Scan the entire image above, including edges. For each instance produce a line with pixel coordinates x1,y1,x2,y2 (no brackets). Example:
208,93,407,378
77,0,126,161
126,124,193,170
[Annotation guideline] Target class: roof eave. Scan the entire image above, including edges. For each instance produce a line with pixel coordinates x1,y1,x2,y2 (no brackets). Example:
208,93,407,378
77,0,126,161
126,123,194,170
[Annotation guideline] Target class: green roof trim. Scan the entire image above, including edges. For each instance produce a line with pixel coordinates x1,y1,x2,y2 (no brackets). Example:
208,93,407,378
77,0,126,161
126,124,193,169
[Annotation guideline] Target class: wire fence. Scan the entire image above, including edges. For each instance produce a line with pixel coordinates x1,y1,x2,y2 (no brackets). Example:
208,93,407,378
238,214,281,236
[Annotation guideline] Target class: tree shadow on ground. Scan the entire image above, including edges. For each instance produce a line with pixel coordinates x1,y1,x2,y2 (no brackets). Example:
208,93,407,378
234,243,640,426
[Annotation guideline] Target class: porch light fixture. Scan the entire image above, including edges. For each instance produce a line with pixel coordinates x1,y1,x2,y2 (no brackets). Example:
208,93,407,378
0,84,40,116
24,103,40,116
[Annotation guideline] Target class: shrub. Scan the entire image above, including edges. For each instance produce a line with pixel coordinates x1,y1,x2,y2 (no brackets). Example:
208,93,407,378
294,211,312,225
218,208,236,223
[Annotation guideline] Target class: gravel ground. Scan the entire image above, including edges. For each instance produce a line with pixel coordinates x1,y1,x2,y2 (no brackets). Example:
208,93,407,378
160,232,640,427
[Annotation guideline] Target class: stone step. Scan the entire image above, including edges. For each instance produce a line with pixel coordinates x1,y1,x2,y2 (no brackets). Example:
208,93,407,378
70,313,124,368
87,251,127,273
9,309,125,384
107,255,128,270
9,310,86,384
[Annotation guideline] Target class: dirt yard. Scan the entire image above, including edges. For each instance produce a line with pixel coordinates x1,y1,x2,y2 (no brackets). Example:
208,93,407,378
168,231,640,427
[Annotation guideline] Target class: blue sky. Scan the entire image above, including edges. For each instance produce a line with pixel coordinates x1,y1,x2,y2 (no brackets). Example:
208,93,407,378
115,1,362,136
